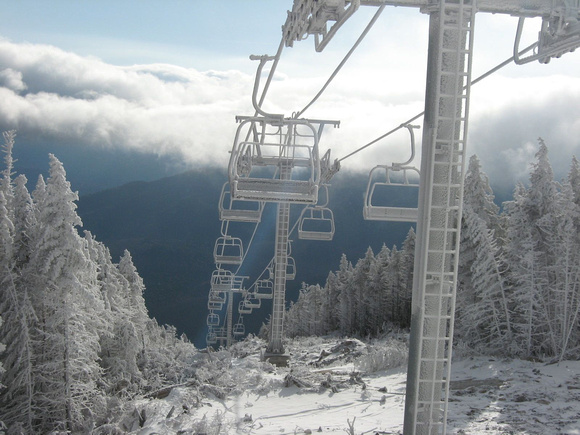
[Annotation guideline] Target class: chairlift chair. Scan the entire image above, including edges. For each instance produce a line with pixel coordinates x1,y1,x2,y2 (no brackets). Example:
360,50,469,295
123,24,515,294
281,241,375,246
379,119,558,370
228,117,323,204
213,235,244,265
244,295,262,309
210,269,247,292
207,299,224,311
363,165,420,223
233,318,245,336
213,327,227,341
298,206,335,241
286,257,297,280
207,312,220,327
254,279,274,299
206,329,217,345
207,290,226,310
210,269,235,292
238,300,252,315
219,182,263,223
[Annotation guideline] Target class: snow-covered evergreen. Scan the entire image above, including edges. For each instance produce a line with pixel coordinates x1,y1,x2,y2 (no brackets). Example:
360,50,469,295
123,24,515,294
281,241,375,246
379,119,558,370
0,136,197,433
286,232,415,338
288,141,579,361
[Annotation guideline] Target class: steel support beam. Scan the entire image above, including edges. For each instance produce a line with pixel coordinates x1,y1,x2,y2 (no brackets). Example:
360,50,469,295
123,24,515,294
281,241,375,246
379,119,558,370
360,0,570,17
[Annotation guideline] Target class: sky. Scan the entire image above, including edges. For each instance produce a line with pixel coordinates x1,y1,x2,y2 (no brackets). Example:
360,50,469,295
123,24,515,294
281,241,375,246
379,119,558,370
0,0,579,192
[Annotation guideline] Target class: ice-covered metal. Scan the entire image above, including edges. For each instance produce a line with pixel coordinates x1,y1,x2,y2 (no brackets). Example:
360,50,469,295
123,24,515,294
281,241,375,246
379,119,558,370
284,0,360,51
514,1,580,64
363,165,420,222
229,116,324,204
219,182,263,223
213,235,244,265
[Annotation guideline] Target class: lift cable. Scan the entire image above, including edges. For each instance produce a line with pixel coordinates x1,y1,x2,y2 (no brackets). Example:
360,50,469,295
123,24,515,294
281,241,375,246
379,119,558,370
294,5,386,119
336,41,538,164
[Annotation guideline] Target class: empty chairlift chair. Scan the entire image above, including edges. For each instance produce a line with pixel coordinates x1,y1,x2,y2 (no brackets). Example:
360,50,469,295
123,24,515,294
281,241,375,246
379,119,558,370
228,117,324,204
238,300,252,315
233,318,245,336
206,328,217,346
210,269,247,293
254,279,274,299
213,235,244,265
298,184,335,240
244,295,262,309
363,165,420,223
207,288,226,310
286,256,297,281
207,312,220,327
298,206,335,240
219,182,264,223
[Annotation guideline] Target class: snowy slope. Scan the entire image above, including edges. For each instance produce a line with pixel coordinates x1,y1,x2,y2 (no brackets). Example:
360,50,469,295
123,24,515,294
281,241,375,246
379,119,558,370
118,336,580,434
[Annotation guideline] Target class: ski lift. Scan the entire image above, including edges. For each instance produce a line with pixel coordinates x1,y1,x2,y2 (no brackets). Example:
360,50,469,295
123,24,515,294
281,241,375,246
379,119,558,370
210,269,234,292
363,124,420,223
207,290,226,310
207,298,224,311
219,182,263,223
254,279,274,299
298,206,335,240
286,257,296,280
229,117,325,203
298,184,335,241
208,290,226,303
238,300,252,315
206,329,217,346
363,165,420,222
210,269,247,292
213,327,227,341
244,296,262,309
207,312,220,327
213,235,244,265
228,54,339,204
233,318,245,336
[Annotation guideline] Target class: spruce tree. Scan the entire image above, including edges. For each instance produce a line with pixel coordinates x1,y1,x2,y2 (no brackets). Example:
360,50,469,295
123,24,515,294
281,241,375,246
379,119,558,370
27,155,106,432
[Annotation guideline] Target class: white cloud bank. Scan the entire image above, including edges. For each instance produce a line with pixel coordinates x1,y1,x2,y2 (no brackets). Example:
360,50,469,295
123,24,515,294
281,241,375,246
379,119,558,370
0,37,579,189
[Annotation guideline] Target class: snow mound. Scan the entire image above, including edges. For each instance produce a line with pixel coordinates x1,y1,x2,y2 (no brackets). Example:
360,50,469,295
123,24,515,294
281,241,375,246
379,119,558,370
116,336,580,434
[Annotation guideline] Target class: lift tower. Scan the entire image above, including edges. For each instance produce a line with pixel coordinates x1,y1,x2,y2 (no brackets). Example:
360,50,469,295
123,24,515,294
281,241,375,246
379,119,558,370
284,0,580,433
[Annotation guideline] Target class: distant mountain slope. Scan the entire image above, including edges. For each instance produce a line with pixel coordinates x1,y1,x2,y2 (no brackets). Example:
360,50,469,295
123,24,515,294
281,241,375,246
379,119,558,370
77,168,415,347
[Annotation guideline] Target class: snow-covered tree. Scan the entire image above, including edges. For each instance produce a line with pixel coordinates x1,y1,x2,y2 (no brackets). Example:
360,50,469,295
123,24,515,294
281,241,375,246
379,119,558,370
336,254,354,335
26,155,106,432
1,131,16,207
457,205,512,353
84,233,144,397
12,175,36,269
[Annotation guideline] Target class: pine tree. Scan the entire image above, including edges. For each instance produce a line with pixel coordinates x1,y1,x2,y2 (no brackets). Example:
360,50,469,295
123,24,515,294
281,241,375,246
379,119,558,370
352,247,374,335
12,175,36,269
336,254,354,335
27,155,106,432
1,131,16,206
543,182,580,360
84,232,143,397
0,192,36,431
458,205,512,353
399,228,415,328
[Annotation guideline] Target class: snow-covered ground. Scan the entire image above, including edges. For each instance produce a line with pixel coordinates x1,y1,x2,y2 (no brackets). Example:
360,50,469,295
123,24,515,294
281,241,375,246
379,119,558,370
120,336,580,434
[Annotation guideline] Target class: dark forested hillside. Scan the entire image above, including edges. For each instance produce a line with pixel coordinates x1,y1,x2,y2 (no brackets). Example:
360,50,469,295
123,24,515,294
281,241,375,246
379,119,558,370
77,168,414,346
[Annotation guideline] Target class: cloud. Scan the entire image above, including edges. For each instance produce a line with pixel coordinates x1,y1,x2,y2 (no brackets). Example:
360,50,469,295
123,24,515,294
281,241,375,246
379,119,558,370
0,36,579,191
0,40,254,167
